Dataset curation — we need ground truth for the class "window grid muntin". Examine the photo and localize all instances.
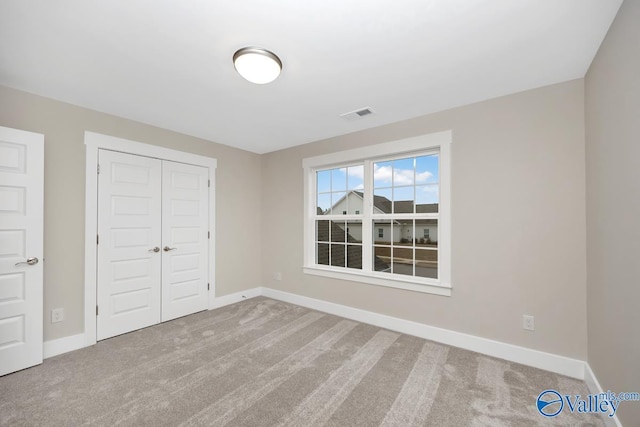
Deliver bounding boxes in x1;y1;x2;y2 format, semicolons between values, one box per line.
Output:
370;217;439;280
316;163;365;217
373;152;440;215
314;218;362;270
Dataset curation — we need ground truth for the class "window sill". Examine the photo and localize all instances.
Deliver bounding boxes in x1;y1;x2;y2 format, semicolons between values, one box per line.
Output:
303;266;452;297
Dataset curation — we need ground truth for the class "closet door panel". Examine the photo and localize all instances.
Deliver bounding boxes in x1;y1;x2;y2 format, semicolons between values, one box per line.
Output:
97;150;162;340
161;161;209;321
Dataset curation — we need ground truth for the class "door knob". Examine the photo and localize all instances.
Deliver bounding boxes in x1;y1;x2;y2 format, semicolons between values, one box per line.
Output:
15;257;39;266
149;247;160;253
163;246;177;252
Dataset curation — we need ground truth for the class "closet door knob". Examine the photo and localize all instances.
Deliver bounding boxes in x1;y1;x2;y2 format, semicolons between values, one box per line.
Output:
149;247;160;253
163;246;177;252
15;257;39;266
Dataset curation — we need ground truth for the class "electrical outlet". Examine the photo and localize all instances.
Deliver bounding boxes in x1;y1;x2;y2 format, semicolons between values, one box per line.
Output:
273;272;282;281
51;308;64;323
523;315;535;331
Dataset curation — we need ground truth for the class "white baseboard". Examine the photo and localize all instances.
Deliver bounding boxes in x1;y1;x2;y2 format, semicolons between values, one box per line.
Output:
584;364;622;427
261;287;586;380
209;287;262;310
44;333;86;359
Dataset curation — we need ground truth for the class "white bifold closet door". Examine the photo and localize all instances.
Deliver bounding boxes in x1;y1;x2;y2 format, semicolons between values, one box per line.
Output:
97;150;162;340
97;150;208;341
161;160;209;322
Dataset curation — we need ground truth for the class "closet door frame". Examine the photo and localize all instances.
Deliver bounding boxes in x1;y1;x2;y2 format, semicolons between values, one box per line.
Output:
84;132;216;347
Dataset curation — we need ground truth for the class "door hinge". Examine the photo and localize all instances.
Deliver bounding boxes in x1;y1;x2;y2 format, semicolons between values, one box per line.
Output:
97;164;100;174
96;305;99;316
208;231;210;239
207;283;210;291
96;234;99;245
208;179;210;188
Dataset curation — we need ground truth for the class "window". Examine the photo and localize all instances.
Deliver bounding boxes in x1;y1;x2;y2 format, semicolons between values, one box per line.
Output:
303;131;451;296
315;164;364;270
372;153;439;280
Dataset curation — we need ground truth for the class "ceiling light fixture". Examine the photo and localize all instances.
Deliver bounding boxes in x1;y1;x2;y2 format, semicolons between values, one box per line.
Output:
233;47;282;84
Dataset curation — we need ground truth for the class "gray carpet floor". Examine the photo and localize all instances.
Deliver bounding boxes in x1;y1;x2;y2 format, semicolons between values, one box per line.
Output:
0;297;604;426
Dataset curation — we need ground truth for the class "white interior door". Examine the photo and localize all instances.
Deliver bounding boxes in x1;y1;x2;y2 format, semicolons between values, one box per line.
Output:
0;126;43;376
161;161;209;321
97;150;162;340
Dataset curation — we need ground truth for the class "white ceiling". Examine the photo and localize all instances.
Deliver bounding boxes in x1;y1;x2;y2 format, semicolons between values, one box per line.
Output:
0;1;622;154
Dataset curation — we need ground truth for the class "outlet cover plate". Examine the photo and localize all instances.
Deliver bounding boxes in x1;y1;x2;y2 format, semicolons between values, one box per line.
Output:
523;315;535;331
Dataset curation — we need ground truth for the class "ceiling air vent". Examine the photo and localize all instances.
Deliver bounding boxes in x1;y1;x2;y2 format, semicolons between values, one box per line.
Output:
340;107;375;122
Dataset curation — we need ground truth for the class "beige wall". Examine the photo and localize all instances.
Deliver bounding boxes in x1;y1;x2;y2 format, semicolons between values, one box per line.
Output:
262;79;588;359
0;79;591;363
0;85;262;341
585;0;640;425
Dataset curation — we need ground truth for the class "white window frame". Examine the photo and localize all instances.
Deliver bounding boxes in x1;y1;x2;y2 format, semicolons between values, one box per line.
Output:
303;131;452;296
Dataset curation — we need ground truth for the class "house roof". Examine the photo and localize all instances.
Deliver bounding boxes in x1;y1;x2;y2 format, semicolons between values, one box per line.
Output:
352;191;437;215
316;220;389;271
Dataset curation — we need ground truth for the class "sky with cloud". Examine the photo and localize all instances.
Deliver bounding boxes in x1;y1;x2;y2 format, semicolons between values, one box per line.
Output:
316;154;439;212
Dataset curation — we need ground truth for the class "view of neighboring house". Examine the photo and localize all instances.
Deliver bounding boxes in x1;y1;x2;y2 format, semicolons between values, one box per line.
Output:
321;190;438;244
316;190;438;279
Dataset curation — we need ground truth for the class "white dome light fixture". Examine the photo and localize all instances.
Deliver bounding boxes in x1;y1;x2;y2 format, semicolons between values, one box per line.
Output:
233;47;282;84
